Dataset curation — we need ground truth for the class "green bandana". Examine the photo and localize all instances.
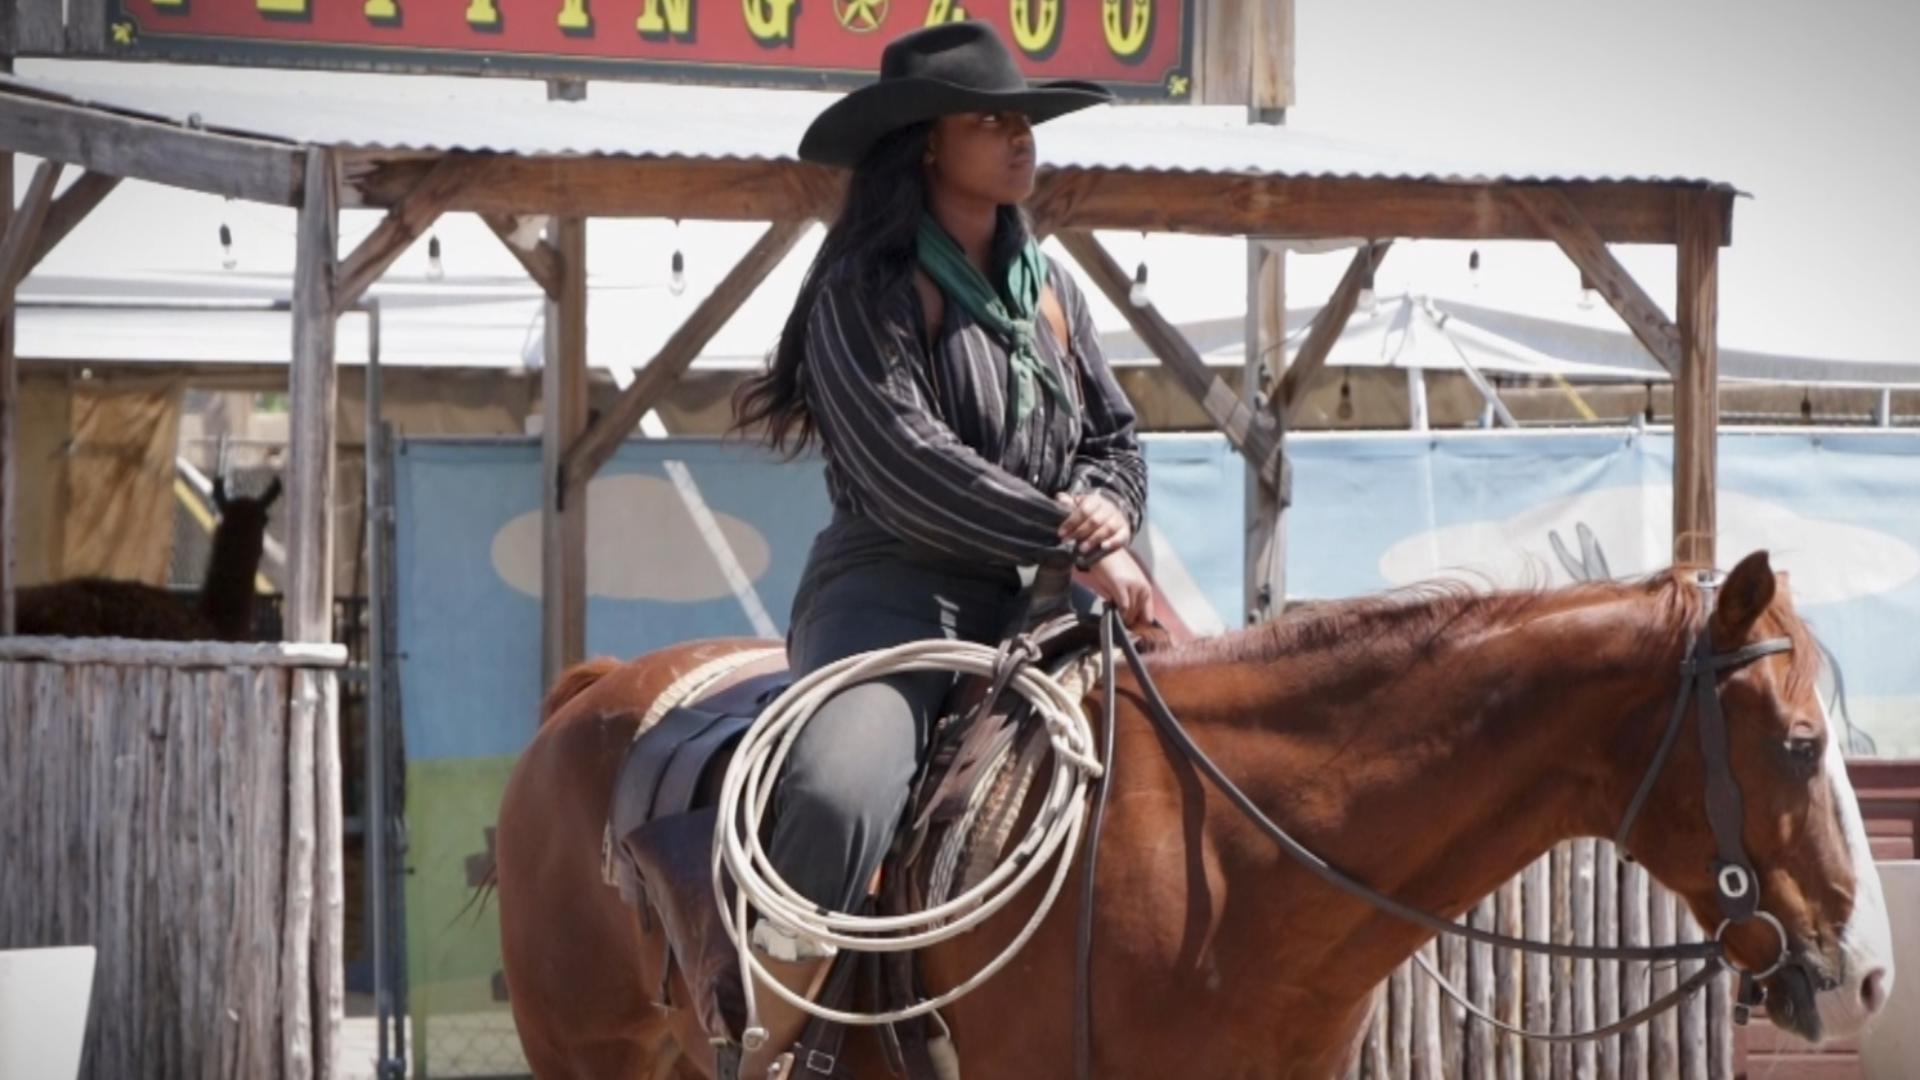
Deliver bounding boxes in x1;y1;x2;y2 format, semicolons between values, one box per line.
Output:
915;214;1072;428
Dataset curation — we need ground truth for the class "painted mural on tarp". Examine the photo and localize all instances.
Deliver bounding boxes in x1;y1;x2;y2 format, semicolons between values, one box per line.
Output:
1285;428;1920;757
392;434;1239;1076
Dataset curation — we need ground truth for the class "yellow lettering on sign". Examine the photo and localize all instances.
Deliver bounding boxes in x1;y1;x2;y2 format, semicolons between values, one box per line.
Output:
152;0;185;9
465;0;500;27
924;0;966;25
1008;0;1059;56
257;0;309;14
558;0;593;31
364;0;400;20
637;0;693;37
1101;0;1150;60
743;0;798;43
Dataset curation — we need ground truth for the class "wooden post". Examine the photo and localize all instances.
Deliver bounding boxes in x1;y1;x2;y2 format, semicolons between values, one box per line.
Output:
288;149;339;644
285;145;341;1080
1243;218;1285;621
1596;845;1622;1080
1674;192;1722;566
1524;854;1551;1078
1619;861;1651;1077
1;123;13;636
540;215;587;689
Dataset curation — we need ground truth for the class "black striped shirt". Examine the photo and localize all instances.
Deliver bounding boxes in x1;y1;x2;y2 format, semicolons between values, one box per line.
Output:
799;253;1147;586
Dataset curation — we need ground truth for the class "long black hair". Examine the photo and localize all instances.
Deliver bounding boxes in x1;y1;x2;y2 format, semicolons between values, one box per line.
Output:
733;119;1032;455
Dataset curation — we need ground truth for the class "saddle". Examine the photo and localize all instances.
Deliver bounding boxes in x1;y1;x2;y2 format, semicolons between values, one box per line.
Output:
611;596;1103;1076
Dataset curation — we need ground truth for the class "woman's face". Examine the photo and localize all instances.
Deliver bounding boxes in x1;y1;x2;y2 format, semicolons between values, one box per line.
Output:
926;110;1037;206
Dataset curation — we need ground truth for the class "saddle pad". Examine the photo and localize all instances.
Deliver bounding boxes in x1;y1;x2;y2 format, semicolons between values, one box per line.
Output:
601;649;788;893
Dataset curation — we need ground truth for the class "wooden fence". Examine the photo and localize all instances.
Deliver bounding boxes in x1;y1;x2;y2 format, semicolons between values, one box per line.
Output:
1349;838;1734;1080
0;636;347;1080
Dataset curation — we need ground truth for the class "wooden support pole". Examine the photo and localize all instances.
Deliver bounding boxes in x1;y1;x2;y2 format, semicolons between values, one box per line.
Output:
335;154;486;311
480;212;563;300
287;148;340;645
1278;240;1391;422
562;218;808;491
1056;229;1282;482
0;155;62;636
0;137;12;635
1510;186;1681;374
0;159;64;320
23;171;118;280
1243;229;1287;622
1674;191;1722;567
540;216;587;688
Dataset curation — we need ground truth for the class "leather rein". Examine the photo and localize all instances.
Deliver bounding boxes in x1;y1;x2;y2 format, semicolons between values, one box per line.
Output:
1069;571;1796;1077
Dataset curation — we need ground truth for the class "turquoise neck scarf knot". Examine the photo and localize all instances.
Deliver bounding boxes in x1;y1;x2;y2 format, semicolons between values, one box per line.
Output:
915;214;1072;428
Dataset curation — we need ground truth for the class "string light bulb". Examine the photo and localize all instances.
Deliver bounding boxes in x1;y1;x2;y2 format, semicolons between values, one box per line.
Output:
1801;387;1814;423
1128;260;1150;307
1468;248;1482;290
669;249;687;297
1579;271;1598;310
1336;372;1355;422
218;222;236;270
426;234;445;281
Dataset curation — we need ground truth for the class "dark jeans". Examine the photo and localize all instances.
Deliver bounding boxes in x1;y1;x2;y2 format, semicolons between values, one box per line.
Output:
769;560;1023;913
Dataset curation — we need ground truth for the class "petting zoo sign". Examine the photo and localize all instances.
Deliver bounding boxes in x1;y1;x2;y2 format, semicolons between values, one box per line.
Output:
68;0;1197;98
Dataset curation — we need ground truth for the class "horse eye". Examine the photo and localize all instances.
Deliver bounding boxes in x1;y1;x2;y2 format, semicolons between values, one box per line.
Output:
1785;734;1822;772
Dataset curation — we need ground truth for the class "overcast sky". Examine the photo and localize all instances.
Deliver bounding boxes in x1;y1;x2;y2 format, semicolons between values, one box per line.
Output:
17;0;1919;367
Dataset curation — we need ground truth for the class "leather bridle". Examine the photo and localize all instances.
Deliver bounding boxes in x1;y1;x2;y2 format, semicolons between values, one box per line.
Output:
1070;570;1799;1078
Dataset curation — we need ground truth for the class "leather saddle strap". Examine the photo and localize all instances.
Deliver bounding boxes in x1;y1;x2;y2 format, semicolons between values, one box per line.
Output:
1075;606;1120;1080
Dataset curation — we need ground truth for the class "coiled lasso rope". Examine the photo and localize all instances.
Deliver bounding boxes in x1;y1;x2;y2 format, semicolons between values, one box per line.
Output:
711;638;1104;1044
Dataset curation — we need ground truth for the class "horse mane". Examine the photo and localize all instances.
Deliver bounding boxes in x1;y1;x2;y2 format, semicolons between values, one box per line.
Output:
1149;570;1712;674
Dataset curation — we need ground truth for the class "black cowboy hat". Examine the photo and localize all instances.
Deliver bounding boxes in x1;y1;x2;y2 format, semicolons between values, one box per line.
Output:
798;22;1113;168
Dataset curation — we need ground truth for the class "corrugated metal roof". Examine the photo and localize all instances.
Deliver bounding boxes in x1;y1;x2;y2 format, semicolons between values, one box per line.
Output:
1;68;1735;189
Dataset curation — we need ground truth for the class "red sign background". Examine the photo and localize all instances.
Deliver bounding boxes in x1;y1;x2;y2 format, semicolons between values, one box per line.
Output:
107;0;1195;98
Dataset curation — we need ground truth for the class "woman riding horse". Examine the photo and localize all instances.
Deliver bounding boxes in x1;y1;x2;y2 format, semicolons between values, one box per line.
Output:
730;21;1154;1070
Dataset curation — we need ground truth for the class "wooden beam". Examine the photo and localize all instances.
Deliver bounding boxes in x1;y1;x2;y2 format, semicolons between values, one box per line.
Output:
1509;186;1681;374
287;147;340;645
335;154;488;311
1278;241;1391;420
562;218;809;490
541;216;587;688
0;159;62;323
1674;190;1722;567
349;153;1716;245
480;212;563;300
0;88;304;205
23;171;120;278
1056;229;1282;483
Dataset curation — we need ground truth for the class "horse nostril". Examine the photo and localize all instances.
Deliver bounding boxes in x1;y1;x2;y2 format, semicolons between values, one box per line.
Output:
1860;967;1888;1015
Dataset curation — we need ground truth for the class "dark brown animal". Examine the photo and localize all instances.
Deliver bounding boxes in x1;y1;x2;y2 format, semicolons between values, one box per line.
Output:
17;476;282;641
496;553;1893;1078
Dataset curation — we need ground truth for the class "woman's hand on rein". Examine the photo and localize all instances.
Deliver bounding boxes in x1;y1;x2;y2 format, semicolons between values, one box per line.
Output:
1055;492;1131;559
1081;548;1154;628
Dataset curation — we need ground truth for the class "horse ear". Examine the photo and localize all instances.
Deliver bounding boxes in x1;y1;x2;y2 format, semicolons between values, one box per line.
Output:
211;476;227;511
1713;551;1776;638
261;478;283;509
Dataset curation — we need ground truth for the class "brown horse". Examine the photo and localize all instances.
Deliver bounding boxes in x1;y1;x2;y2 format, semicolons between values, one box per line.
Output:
496;552;1893;1078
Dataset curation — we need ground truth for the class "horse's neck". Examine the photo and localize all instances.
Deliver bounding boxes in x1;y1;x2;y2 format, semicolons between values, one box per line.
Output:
1161;592;1680;990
